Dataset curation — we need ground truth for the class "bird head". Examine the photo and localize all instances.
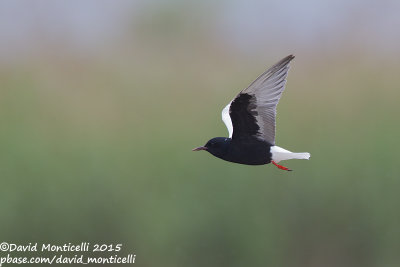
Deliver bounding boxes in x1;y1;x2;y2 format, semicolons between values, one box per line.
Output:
192;137;230;156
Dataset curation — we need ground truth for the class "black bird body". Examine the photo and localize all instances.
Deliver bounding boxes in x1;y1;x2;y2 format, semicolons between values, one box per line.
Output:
206;137;271;165
193;55;310;171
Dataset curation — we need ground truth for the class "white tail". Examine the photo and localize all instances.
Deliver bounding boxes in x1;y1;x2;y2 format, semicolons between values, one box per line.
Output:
290;152;311;160
270;146;310;163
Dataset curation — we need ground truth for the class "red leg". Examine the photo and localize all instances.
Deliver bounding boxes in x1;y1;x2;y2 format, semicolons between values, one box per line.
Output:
271;161;292;171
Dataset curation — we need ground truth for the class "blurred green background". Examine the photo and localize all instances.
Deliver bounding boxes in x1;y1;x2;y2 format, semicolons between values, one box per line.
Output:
1;1;399;266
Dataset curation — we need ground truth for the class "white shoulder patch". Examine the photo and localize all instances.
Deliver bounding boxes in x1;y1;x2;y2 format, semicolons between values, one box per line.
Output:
222;102;233;138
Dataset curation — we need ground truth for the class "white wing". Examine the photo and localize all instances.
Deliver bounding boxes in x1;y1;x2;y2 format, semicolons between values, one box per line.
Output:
221;101;233;138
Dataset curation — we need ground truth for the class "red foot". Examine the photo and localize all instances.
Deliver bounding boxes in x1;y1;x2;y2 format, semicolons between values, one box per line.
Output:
271;161;292;171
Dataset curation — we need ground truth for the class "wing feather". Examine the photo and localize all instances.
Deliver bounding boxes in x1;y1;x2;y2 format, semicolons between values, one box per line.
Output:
227;55;294;144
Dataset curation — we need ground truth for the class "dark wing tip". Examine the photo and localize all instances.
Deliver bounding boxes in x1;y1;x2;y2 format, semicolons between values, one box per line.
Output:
277;54;295;66
285;54;295;60
265;55;295;75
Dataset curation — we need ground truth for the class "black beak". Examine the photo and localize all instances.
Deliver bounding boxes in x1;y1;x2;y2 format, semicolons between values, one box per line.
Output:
192;146;207;151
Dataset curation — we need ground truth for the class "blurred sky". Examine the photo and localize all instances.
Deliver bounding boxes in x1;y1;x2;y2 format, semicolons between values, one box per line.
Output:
1;0;399;63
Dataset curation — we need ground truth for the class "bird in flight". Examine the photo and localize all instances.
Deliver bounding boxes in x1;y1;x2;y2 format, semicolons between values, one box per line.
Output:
193;55;310;171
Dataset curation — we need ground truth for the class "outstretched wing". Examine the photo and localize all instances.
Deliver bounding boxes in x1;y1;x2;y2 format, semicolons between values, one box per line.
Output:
221;55;294;145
